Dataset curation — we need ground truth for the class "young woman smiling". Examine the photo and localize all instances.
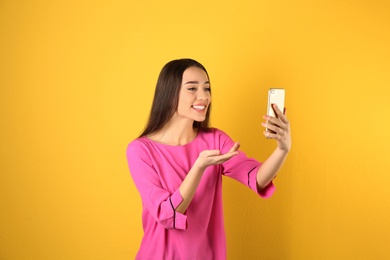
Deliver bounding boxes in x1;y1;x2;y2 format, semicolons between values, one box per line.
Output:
126;58;291;259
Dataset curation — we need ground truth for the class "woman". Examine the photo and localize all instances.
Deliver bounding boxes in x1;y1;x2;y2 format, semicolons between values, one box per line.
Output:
126;58;291;259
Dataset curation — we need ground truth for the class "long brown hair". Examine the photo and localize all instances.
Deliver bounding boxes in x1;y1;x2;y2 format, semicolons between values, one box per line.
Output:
139;59;211;137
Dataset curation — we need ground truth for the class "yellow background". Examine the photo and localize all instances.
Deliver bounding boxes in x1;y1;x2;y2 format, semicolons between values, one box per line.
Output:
1;0;389;259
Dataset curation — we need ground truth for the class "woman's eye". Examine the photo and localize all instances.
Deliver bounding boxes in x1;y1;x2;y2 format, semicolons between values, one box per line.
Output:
187;87;196;91
205;87;211;92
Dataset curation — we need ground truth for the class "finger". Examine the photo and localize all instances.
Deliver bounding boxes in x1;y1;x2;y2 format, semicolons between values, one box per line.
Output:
263;123;283;136
228;142;240;153
213;152;238;163
273;104;289;124
272;104;283;117
263;130;274;139
264;114;288;131
263;130;283;140
262;118;285;134
201;150;221;157
205;153;232;166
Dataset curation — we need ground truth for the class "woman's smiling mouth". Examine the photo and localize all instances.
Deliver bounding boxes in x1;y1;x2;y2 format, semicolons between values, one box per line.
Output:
192;105;206;111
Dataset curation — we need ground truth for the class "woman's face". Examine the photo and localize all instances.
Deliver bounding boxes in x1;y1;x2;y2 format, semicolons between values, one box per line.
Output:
176;66;211;123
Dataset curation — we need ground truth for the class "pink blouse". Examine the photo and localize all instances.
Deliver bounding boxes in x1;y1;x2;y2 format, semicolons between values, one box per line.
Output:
126;128;275;259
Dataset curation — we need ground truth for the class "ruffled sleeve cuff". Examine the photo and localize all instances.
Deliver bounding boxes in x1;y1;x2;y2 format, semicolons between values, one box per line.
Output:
258;181;276;198
248;166;276;198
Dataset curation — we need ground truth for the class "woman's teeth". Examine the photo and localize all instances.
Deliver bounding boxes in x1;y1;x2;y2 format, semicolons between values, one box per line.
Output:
192;105;205;110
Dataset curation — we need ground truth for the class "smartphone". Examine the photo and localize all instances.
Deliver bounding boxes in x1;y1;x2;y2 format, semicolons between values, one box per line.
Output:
267;88;285;118
266;88;285;133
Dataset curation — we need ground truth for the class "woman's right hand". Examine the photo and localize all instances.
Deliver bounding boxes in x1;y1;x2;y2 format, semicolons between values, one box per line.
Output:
195;142;240;170
177;142;240;214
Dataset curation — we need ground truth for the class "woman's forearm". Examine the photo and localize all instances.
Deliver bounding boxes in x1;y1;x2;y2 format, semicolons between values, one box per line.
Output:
176;164;205;214
256;147;288;191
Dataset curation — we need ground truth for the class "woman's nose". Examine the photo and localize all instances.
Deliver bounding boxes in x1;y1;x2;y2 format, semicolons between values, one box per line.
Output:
197;90;210;100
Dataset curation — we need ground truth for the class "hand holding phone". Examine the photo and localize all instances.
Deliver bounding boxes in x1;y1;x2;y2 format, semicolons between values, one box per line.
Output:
263;88;291;151
266;88;285;134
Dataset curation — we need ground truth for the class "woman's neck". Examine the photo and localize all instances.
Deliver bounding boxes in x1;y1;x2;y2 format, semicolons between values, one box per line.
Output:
148;118;198;146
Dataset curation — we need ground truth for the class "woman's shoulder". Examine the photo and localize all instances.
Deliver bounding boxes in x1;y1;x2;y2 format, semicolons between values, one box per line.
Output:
127;136;151;154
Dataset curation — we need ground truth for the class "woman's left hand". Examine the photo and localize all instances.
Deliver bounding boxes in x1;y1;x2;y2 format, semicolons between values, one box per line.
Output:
262;104;291;152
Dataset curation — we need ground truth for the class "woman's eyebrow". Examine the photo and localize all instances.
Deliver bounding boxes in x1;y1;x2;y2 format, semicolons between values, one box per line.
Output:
184;81;210;85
